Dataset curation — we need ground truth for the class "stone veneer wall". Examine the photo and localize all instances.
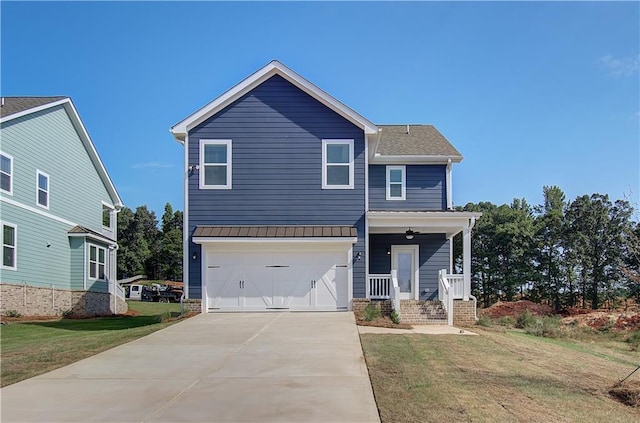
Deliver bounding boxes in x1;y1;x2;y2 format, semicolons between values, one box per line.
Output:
0;283;127;317
181;299;202;314
453;299;477;326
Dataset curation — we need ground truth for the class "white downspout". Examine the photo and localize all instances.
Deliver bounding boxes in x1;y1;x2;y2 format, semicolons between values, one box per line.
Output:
182;134;189;299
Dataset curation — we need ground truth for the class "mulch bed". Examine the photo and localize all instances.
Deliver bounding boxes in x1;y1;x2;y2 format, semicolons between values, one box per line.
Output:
356;316;413;330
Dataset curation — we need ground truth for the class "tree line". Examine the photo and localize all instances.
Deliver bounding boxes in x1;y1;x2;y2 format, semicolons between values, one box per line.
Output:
117;203;183;281
454;186;639;310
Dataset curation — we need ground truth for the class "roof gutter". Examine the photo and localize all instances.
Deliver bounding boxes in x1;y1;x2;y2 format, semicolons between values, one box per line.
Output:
370;155;463;164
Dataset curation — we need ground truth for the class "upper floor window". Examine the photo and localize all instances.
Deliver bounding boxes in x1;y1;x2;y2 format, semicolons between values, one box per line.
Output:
322;140;354;189
200;140;232;189
89;244;106;280
386;166;406;200
0;152;13;195
36;170;49;209
102;203;114;230
2;222;17;270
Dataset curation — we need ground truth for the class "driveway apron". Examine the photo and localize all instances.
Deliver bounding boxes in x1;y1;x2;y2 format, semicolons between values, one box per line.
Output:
0;312;380;423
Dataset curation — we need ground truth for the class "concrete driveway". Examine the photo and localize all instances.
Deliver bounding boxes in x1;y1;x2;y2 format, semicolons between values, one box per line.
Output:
1;312;380;423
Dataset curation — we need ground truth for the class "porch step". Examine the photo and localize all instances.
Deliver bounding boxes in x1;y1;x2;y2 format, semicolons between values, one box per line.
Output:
399;300;447;325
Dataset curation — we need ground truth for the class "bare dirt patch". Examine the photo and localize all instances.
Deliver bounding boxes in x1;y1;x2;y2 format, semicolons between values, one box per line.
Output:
610;381;640;408
481;300;554;319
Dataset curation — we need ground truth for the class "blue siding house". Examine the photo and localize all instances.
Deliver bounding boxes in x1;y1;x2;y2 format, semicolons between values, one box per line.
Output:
0;97;126;316
171;61;480;324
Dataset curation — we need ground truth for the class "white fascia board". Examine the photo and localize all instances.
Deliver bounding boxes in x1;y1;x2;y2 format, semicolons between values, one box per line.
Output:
192;237;359;245
0;98;69;123
170;60;378;140
370;155;463;165
68;232;118;247
63;100;124;209
367;211;482;237
1;99;123;209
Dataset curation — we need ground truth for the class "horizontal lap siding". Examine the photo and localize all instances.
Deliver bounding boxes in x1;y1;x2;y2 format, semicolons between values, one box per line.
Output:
187;75;366;299
369;234;449;300
1;106;117;232
369;165;446;210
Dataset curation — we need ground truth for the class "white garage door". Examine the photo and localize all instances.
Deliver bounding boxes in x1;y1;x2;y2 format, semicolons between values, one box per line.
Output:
205;250;349;311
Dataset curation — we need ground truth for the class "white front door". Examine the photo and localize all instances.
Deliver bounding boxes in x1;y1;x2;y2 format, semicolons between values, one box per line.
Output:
391;245;419;300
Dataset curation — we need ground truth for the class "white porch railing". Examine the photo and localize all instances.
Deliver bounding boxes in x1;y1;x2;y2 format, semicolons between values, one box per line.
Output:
368;274;391;299
389;270;400;314
438;269;466;326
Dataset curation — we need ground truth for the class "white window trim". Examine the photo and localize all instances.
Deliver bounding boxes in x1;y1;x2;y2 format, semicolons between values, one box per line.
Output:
88;244;107;281
0;151;14;196
386;165;406;201
322;139;354;190
1;221;17;271
199;139;232;190
102;201;115;231
36;170;50;209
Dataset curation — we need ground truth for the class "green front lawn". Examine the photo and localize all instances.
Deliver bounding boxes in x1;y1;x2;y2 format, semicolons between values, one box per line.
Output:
361;329;640;422
0;301;182;387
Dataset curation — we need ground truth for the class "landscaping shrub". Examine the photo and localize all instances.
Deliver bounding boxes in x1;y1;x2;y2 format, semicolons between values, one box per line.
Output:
3;310;22;318
626;331;640;351
498;316;515;327
476;315;492;327
516;309;537;329
524;315;562;338
390;310;401;324
363;304;382;321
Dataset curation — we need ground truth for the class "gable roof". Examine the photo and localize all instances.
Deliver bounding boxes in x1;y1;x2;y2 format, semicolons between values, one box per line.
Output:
171;60;378;142
372;124;463;163
1;96;124;208
0;96;68;118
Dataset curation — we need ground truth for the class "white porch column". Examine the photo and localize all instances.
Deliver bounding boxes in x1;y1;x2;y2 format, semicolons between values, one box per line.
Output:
462;226;471;301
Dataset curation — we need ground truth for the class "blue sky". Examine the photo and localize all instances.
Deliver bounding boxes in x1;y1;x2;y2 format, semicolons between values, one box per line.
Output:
2;1;638;218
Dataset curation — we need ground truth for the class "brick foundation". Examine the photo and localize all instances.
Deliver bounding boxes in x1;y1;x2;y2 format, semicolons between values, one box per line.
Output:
352;298;393;320
181;299;202;314
0;283;127;317
453;299;477;326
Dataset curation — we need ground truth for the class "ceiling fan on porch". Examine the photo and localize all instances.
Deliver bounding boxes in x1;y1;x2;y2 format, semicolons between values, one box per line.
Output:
405;228;420;240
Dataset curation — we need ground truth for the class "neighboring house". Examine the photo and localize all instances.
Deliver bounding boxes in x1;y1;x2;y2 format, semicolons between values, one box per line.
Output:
171;61;481;324
0;97;126;316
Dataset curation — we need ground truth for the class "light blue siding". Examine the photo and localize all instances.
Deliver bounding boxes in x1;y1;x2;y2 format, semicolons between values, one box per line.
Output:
187;75;366;299
0;203;71;289
1;105;117;232
369;234;449;300
369;165;446;210
0;104;119;291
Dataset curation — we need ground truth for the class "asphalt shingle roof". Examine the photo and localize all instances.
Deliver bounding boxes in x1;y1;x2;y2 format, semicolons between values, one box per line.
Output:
0;96;67;119
375;124;462;158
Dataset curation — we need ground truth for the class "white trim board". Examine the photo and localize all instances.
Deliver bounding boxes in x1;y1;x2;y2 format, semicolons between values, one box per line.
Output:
170;60;378;141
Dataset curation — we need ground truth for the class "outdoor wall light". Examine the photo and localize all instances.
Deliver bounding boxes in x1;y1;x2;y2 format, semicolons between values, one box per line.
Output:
192;252;197;260
355;251;362;261
386;247;390;255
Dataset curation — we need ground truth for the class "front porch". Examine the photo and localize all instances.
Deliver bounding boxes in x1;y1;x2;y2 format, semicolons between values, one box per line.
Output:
366;211;481;325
